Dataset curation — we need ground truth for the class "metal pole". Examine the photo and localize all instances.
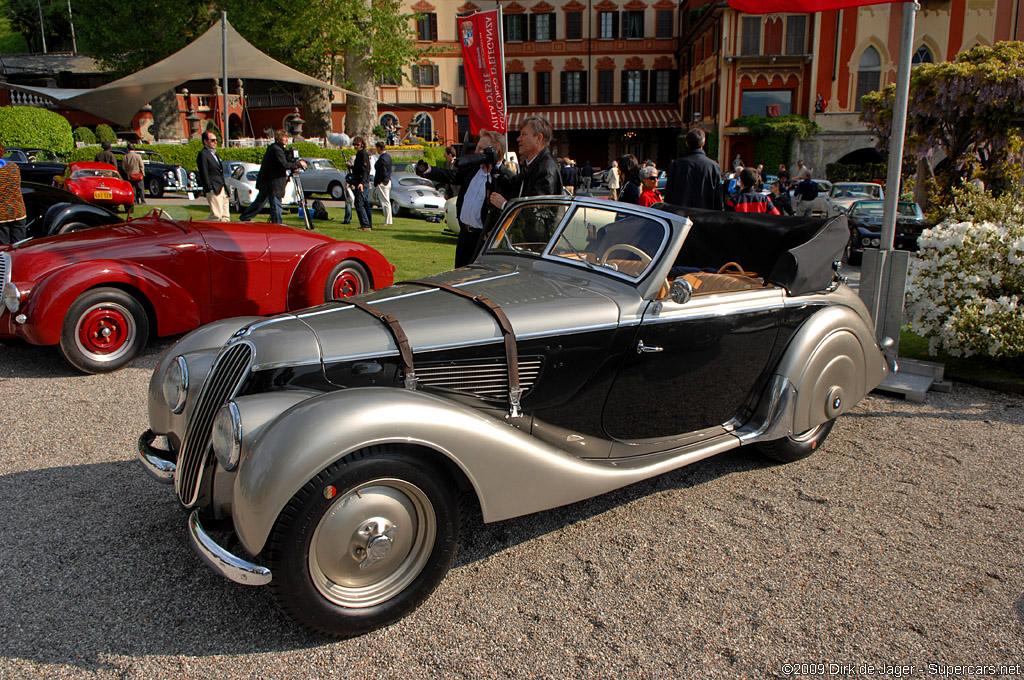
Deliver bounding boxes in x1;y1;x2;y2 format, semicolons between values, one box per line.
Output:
66;0;77;54
222;11;229;143
35;0;47;53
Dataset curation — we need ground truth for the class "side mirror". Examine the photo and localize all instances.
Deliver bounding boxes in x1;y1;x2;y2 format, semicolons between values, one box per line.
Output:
669;278;693;305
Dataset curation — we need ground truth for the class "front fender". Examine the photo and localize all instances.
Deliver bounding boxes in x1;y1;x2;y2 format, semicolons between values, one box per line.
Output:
286;241;395;309
22;260;202;345
232;387;725;556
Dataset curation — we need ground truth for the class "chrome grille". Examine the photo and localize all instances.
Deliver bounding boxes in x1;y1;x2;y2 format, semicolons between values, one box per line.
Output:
417;358;542;400
175;343;253;507
0;252;10;290
176;167;189;189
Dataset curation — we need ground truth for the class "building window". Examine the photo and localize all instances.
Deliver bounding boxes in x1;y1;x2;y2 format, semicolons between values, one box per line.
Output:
561;71;586;104
741;16;761;55
598;70;614;103
457;64;465;87
457;115;471;141
507;72;528;105
912;45;934;65
411;64;440;86
622;70;647;103
417;13;438;41
536;71;552;105
377;73;400;86
531;13;555;41
855;46;882;111
413;112;433;140
566;11;582;39
740;89;793;116
656;10;672;38
623;10;644;39
504;14;527;41
652;70;673;104
599;11;618;39
785;16;806;55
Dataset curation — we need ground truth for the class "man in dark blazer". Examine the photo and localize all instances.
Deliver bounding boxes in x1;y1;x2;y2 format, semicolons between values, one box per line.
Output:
664;128;724;210
373;141;393;226
418;129;515;267
490;115;562;212
197;131;229;222
239;129;306;224
350;136;373;231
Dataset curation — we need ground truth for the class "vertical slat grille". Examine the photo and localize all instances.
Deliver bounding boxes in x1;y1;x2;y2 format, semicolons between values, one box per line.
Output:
177;167;189;189
0;253;10;290
175;343;253;506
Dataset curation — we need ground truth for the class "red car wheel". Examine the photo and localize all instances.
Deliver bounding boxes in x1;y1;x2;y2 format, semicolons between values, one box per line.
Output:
59;288;150;373
325;260;370;301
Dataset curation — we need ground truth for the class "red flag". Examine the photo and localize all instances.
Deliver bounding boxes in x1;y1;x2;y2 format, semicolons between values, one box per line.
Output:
727;0;900;12
458;9;507;135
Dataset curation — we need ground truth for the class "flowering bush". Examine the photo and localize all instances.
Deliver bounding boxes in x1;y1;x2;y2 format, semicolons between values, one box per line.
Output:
905;217;1024;358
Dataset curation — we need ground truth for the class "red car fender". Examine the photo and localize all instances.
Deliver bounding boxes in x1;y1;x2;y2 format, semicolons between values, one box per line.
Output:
19;260;202;346
286;241;395;309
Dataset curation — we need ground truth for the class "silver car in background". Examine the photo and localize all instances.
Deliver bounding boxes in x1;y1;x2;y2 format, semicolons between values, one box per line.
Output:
223;161;298;213
374;172;445;219
298;158;348;200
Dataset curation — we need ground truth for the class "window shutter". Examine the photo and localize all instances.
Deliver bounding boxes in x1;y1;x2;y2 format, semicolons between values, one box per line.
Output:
433;65;440;86
549;14;557;40
670;69;679;104
529;14;537;41
580;71;588;104
502;15;509;38
523;73;530;105
430;13;438;41
621;70;627;103
412;66;421;86
620;11;627;39
641;70;649;103
561;71;568;103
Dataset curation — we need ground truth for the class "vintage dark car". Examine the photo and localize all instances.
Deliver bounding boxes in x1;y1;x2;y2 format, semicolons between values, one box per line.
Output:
845;199;931;265
109;147;200;198
136;197;889;638
3;147;67;184
1;213;394;373
20;182;122;240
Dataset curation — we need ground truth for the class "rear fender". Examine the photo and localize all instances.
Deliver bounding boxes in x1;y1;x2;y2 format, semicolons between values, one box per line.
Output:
42;203;120;237
286;242;395;309
22;260;201;345
773;302;887;434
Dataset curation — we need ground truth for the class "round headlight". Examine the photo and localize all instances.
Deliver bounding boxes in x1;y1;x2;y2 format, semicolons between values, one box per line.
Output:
871;238;881;247
3;282;21;314
188;171;197;180
161;356;188;414
211;401;242;471
861;237;871;246
166;171;175;180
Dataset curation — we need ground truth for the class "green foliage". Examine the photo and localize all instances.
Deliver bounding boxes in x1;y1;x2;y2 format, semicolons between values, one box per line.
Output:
705;129;719;160
94;124;117;144
753;135;790;174
73;127;97;145
825;162;888;183
933;177;1024;224
728;115;818;170
0;106;73;154
372;125;386;138
0;0;30;52
422;145;447;167
2;0;73;52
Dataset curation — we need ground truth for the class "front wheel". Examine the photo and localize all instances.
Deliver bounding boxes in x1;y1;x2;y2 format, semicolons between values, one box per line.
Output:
147;177;164;198
230;187;242;212
755;419;835;463
264;447;462;638
329;182;345;200
59;287;150;373
324;259;369;300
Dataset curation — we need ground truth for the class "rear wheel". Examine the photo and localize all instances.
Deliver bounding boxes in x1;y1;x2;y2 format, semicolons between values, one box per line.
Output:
324;259;369;300
230;187;242;212
264;447;462;638
57;220;90;235
755;419;836;463
59;287;149;373
329;182;345;200
391;198;404;218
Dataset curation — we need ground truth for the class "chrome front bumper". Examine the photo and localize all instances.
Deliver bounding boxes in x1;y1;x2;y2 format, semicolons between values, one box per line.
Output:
188;511;272;586
137;429;175;483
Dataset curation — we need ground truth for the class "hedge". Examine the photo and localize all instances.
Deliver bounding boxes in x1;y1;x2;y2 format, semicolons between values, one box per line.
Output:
0;107;74;155
95;124;117;144
73;127;96;144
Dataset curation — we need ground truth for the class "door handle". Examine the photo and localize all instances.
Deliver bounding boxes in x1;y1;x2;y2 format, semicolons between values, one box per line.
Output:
636;340;663;354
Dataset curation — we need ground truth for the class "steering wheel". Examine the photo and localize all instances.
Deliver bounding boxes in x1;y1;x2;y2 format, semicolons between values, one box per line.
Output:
599;243;652;267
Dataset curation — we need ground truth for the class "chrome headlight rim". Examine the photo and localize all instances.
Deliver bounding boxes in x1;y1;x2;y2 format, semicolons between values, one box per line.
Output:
211;401;242;472
3;282;21;314
162;355;189;414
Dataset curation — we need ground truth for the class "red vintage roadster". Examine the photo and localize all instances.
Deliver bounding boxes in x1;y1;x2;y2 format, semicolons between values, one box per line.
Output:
54;161;136;213
0;213;394;373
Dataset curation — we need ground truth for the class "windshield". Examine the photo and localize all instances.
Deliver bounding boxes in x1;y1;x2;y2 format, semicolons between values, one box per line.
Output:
399;177;434;188
72;168;122;180
313;160;337;170
245;171;259;181
487;203;667;281
141;151;166;163
851;201;922;219
832;184;881;199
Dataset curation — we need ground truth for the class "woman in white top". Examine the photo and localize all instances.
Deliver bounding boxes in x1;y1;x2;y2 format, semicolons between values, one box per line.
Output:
607;160;620;201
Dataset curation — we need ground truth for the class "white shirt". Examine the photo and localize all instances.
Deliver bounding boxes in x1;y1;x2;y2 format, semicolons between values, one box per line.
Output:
460;166;489;230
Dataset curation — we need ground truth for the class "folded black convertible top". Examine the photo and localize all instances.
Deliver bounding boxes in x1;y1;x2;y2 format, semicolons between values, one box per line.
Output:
655;205;848;296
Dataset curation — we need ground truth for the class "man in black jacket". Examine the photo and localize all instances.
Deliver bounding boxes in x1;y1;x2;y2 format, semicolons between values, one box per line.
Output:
373;141;393;226
664;128;724;210
239;129;306;223
351;136;373;231
419;129;515;267
197;131;229;222
489;115;562;212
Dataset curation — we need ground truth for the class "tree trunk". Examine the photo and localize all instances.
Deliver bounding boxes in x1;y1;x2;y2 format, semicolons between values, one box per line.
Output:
344;48;377;139
302;86;333;139
150;89;184;141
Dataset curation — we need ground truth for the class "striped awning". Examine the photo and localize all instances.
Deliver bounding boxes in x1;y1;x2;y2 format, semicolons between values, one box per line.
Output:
507;107;681;132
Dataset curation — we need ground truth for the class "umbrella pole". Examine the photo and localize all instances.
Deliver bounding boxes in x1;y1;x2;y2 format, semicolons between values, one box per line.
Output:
222;11;229;143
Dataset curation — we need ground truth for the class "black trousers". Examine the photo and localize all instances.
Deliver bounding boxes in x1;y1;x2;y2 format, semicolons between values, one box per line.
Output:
455;225;486;268
0;217;27;245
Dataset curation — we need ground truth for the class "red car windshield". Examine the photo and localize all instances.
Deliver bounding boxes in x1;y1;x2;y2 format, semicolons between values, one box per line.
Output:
73;169;121;180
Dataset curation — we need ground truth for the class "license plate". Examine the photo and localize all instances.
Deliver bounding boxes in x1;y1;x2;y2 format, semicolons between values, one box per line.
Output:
94;190;112;200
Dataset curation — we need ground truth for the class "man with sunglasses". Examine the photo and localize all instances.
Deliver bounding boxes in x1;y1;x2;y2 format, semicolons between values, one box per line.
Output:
197;131;229;222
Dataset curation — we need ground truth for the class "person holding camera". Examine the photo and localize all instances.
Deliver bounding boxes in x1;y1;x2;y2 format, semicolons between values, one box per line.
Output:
350;136;373;231
489;115;562;211
417;129;515;267
239;129;306;224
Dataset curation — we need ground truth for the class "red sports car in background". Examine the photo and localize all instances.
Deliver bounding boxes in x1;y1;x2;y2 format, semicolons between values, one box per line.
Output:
54;161;135;213
0;214;395;373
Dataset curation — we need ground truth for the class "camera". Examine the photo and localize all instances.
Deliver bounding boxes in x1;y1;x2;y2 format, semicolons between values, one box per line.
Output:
452;146;497;171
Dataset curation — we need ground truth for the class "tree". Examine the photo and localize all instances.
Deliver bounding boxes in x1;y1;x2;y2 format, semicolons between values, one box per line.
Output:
2;0;73;53
861;41;1024;199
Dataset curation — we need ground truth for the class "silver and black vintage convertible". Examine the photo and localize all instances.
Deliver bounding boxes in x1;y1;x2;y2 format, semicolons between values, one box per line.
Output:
137;196;890;637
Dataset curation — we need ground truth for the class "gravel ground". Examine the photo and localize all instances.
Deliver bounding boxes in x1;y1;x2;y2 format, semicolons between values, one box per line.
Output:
1;338;1022;680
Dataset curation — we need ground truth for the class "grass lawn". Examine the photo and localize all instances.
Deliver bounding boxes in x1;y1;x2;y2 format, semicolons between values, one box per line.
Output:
128;203;456;282
900;328;1024;389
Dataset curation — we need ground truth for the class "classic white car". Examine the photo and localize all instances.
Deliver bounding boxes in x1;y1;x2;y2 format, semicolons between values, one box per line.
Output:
223;161;299;213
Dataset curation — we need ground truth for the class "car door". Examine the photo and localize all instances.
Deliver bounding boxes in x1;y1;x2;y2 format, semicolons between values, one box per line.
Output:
197;223;273;315
601;285;785;445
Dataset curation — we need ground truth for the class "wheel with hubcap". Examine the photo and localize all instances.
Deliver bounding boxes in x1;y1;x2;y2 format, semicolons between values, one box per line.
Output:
147;177;164;198
755;419;835;463
56;220;90;236
329;182;345;200
265;447;462;638
230;187;242;213
391;198;404;218
59;287;150;373
324;259;369;300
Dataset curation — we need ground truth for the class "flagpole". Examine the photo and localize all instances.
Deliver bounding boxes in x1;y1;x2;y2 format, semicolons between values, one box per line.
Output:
496;2;509;154
222;11;229;143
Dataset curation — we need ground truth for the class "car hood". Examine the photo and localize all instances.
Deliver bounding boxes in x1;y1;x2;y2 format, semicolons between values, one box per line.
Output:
287;263;625;368
852;217;928;233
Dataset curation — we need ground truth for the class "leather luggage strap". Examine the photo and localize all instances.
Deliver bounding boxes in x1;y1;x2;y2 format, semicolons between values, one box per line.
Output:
345;299;418;389
402;279;523;417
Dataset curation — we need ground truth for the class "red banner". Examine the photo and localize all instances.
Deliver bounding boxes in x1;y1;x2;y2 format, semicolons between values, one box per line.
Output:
458;9;507;134
727;0;901;12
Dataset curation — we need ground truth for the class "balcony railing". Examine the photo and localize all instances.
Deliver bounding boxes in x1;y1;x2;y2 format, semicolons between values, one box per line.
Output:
8;90;56;109
374;87;453;106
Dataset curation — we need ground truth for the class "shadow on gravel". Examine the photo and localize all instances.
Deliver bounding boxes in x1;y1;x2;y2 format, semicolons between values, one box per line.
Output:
0;447;768;668
846;399;1024;427
0;337;176;379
